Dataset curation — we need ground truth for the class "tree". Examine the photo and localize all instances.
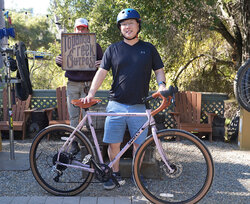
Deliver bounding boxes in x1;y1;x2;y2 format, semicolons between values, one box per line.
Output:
9;12;55;51
29;42;66;89
5;10;64;89
129;0;249;94
49;0;97;32
48;0;249;94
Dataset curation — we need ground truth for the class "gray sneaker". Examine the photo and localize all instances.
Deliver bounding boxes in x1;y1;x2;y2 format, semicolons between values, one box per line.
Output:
103;172;125;190
69;141;80;155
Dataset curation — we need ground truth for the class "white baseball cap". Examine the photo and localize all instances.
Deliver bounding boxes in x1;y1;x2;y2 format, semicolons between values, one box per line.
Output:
74;18;88;28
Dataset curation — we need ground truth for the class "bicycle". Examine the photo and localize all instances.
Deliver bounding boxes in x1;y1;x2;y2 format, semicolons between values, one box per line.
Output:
234;58;250;112
29;86;214;204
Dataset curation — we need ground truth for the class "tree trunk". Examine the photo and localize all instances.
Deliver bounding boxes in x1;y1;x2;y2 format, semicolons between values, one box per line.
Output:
241;0;250;61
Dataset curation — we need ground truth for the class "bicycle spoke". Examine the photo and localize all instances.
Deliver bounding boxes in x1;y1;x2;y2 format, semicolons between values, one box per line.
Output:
30;125;95;196
235;59;250;111
133;130;214;204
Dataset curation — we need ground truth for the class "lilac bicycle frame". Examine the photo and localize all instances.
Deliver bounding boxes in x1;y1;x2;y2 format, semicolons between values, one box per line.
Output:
55;108;174;174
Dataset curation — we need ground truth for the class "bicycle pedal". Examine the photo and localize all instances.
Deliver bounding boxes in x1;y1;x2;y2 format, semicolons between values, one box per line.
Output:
61;137;72;141
82;154;92;164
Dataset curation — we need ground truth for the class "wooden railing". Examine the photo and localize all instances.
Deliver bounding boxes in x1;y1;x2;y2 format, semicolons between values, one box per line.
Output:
0;89;228;129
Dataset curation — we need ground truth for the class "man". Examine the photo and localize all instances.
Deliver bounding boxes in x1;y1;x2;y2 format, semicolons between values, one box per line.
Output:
81;8;166;190
56;18;103;128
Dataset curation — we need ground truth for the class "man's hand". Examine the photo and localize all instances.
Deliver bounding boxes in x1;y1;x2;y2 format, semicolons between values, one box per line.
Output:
95;60;101;68
55;55;63;66
80;68;108;104
80;93;94;104
157;84;167;92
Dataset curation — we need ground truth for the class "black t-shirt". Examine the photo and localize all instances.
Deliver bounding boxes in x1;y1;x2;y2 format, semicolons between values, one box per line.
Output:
101;40;164;104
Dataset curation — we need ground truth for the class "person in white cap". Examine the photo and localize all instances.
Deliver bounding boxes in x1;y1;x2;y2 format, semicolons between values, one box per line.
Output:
55;18;103;128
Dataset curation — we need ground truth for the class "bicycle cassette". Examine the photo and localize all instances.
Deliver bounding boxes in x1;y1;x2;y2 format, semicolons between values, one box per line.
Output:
53;152;71;171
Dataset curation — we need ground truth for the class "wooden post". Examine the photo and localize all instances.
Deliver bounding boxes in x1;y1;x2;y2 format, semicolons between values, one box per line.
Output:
238;108;250;150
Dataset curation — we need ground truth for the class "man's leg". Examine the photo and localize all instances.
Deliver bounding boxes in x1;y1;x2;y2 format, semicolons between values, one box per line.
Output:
66;82;81;155
104;142;125;190
103;101;127;190
67;81;81;127
127;104;148;183
108;143;121;172
133;142;140;155
80;82;89;122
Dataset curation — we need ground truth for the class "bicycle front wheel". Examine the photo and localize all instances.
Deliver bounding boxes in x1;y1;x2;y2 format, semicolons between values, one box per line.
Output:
234;59;250;112
30;124;95;196
133;129;214;204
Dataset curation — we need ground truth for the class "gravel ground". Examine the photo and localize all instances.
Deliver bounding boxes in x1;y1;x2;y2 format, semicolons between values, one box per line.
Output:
0;139;249;204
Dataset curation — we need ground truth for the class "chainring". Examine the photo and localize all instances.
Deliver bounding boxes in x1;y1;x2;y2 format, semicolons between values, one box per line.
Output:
94;163;112;182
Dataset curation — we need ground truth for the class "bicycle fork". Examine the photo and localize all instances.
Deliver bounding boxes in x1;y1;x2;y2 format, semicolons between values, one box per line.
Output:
151;125;175;174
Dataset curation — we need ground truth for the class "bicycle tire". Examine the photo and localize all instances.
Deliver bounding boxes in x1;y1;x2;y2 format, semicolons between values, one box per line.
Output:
15;49;30;101
133;129;214;204
234;59;250;112
18;41;33;94
30;124;95;196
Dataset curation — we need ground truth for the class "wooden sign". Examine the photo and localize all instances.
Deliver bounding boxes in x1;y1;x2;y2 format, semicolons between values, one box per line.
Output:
61;33;96;71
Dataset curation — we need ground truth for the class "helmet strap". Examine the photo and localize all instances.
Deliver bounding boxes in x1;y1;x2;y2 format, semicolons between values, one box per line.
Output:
121;28;140;41
122;34;138;40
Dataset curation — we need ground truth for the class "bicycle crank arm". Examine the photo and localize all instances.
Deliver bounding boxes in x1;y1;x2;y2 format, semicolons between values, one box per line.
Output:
82;154;104;173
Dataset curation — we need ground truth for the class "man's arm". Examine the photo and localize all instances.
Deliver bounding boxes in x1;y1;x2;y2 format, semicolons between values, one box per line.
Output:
154;68;166;91
81;68;108;103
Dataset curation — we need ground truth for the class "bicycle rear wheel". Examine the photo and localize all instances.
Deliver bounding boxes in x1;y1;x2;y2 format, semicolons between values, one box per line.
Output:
133;129;214;204
30;124;95;196
234;59;250;112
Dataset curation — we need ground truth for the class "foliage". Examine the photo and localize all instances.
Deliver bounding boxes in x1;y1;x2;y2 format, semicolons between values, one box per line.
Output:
174;32;236;95
29;42;66;89
6;10;62;89
8;12;55;51
83;0;240;93
6;0;248;96
49;0;97;32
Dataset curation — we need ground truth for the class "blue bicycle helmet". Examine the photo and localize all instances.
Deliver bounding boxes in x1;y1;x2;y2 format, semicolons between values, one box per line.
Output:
117;8;141;28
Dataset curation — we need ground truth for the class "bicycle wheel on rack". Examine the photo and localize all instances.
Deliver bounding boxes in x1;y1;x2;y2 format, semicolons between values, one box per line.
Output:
234;59;250;112
30;124;95;196
133;129;214;204
18;41;33;94
15;49;30;101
